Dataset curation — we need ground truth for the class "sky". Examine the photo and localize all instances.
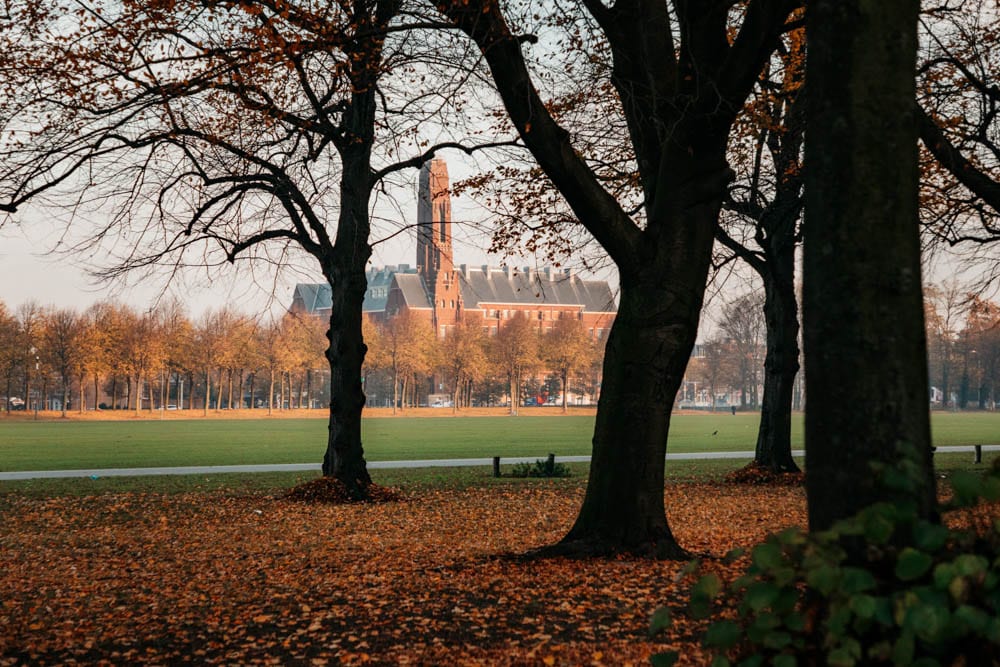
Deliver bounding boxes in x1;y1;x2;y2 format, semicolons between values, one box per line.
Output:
0;154;564;319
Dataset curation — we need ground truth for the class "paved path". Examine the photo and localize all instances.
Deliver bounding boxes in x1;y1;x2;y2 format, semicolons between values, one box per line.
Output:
1;446;995;481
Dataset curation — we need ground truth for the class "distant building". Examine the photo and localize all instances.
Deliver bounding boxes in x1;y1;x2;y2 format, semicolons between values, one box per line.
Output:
291;159;617;338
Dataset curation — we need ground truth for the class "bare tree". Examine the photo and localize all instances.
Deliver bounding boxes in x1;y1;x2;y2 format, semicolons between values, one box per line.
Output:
0;0;505;498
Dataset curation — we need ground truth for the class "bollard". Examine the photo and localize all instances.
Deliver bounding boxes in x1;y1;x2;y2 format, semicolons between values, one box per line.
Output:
493;456;501;478
545;453;556;476
975;445;983;464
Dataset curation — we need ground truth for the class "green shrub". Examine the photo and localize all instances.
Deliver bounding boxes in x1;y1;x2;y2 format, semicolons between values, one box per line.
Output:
509;455;571;478
650;463;1000;666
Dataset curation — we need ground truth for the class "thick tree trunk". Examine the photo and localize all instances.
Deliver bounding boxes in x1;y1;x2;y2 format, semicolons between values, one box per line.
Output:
558;274;707;558
804;0;937;533
754;260;801;472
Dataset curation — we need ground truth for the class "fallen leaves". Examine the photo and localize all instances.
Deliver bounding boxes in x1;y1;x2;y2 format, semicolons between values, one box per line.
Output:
282;477;402;504
724;462;805;486
0;482;808;665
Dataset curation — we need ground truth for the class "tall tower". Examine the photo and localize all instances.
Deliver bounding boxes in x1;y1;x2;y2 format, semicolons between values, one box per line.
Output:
416;159;453;285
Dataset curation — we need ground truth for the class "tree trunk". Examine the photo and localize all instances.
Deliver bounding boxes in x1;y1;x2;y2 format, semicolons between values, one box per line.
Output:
804;0;937;534
559;276;706;558
561;369;568;414
268;368;274;415
319;134;374;499
203;369;210;416
61;375;68;418
391;365;398;415
754;257;801;472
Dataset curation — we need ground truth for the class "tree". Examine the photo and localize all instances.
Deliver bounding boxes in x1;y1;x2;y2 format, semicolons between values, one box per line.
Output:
964;295;1000;409
804;0;936;533
381;311;435;414
491;312;539;415
719;292;767;411
541;317;593;414
440;316;489;412
438;0;798;557
0;301;19;413
925;280;969;408
715;24;804;471
39;307;82;417
0;0;508;499
916;0;1000;269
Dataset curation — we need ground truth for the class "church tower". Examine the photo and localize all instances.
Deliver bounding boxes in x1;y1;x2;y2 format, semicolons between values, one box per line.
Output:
416;159;454;284
416;159;460;335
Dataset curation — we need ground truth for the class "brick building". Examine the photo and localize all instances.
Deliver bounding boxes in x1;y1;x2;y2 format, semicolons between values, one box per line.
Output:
291;159;617;339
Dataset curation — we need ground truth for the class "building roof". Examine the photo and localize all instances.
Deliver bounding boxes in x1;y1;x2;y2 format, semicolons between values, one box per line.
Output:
391;273;433;309
292;265;417;314
292;264;617;316
457;265;617;313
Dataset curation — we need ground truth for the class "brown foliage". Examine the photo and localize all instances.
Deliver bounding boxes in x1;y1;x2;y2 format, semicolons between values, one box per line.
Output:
283;477;402;504
0;482;807;665
724;461;804;486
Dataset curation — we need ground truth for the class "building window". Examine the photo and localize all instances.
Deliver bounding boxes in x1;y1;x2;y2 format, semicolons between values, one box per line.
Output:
450;300;455;308
490;326;498;335
538;311;543;320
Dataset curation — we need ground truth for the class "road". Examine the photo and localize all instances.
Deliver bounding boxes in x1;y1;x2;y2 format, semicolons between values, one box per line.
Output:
1;446;996;480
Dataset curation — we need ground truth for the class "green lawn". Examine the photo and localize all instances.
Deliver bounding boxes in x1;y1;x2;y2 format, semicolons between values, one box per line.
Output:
0;412;998;472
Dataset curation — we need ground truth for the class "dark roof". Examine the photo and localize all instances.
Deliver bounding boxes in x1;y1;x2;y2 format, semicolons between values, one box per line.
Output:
292;264;616;315
457;265;617;313
391;273;432;309
292;265;417;314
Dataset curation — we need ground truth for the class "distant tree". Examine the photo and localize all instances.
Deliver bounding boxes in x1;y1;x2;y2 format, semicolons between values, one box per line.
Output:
541;318;594;413
0;301;18;413
925;280;969;409
492;313;539;416
804;0;937;533
39;307;82;417
381;311;435;414
15;302;42;410
686;338;737;411
963;296;1000;409
440;316;489;412
719;292;767;411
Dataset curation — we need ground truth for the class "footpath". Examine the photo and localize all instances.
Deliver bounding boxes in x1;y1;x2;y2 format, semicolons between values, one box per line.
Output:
2;446;996;480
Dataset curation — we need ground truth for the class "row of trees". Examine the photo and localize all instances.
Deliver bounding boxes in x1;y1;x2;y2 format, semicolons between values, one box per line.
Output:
684;284;1000;413
0;299;602;417
0;300;326;416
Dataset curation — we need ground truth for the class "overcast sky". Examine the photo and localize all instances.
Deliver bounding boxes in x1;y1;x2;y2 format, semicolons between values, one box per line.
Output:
0;155;525;319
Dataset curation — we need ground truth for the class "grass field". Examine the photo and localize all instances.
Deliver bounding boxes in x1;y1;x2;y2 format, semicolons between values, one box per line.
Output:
1;410;998;472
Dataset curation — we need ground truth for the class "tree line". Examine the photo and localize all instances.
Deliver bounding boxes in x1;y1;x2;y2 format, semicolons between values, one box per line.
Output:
0;300;602;417
684;284;1000;413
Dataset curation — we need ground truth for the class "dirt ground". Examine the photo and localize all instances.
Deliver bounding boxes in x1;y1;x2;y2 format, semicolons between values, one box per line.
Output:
0;483;807;666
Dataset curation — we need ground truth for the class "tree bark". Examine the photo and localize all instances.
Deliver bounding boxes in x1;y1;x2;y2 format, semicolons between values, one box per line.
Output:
754;253;801;472
559;267;710;558
318;98;375;498
804;0;937;533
